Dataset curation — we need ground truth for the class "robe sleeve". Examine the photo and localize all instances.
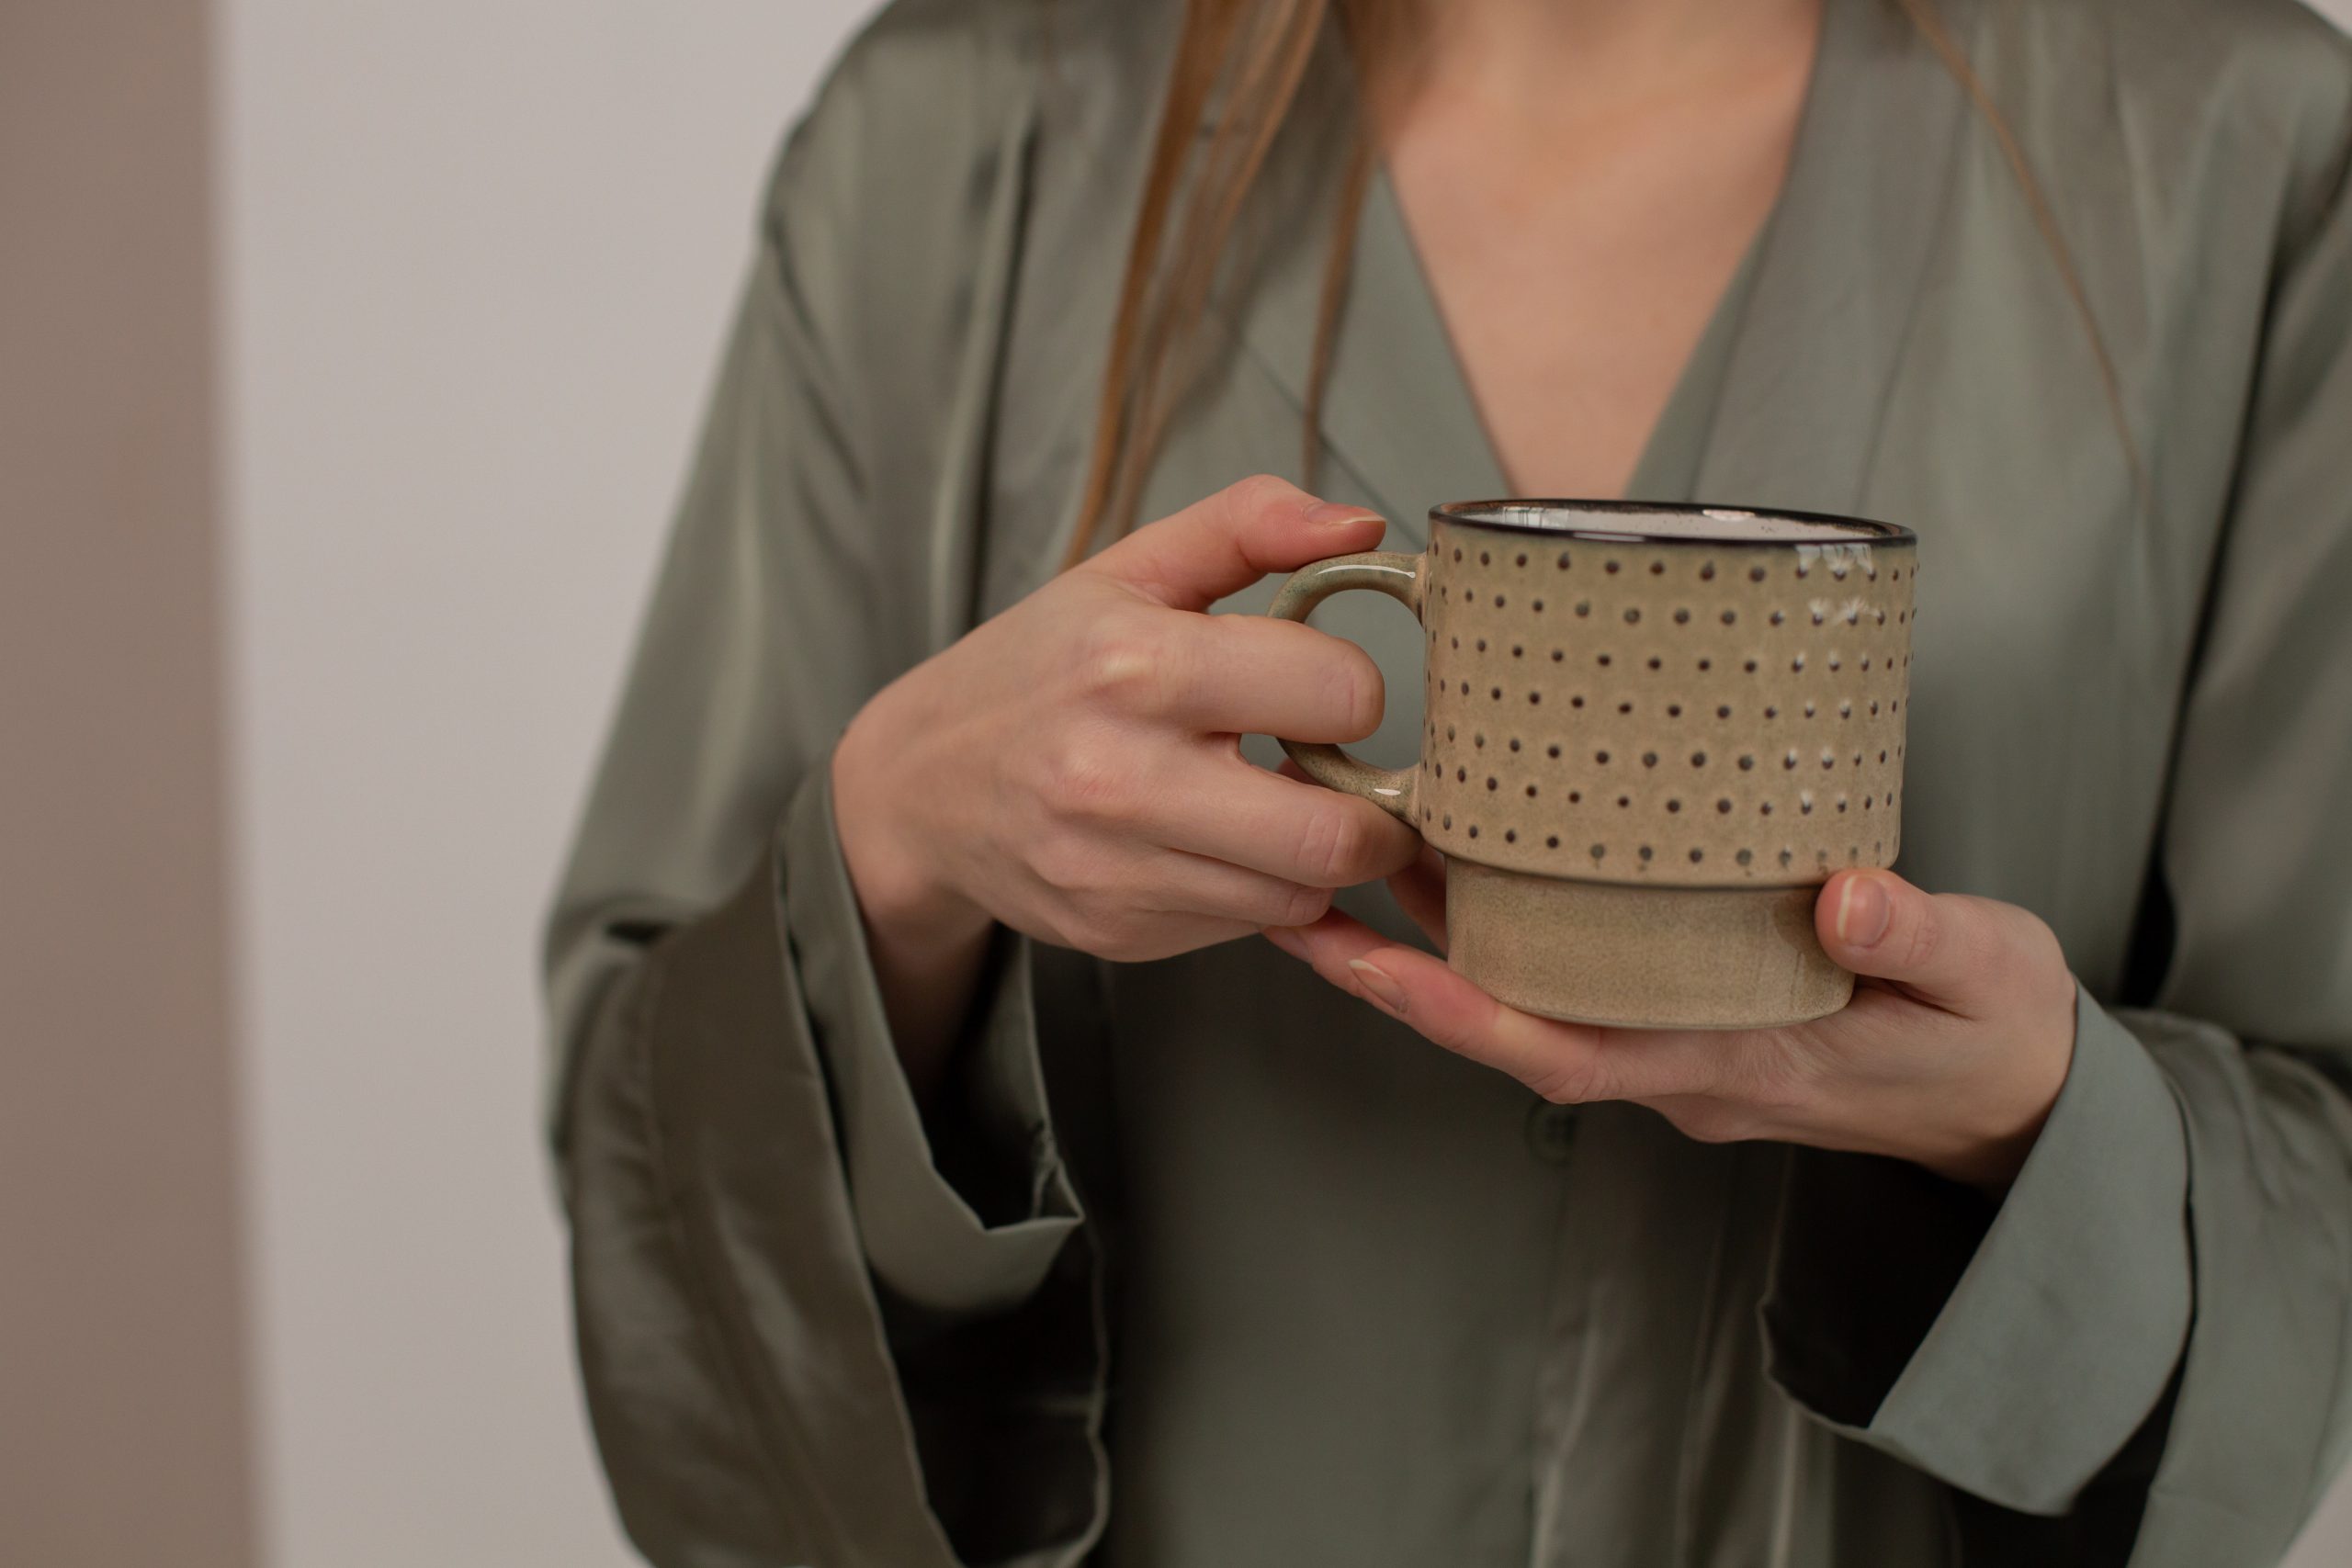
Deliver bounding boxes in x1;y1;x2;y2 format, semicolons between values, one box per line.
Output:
542;11;1109;1563
1762;65;2352;1564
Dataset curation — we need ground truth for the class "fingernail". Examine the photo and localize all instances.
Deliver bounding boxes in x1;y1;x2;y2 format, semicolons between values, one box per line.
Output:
1261;925;1308;961
1305;500;1381;527
1836;875;1892;949
1348;958;1407;1014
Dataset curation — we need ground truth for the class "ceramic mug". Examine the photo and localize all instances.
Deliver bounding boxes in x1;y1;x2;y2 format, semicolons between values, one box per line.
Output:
1267;500;1918;1030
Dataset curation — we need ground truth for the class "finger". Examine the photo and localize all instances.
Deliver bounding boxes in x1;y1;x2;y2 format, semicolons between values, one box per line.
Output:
1260;911;1630;1100
1385;843;1449;952
990;854;1258;964
1273;912;1743;1102
1155;613;1387;741
1325;933;1619;1099
1080;911;1263;964
1082;474;1386;612
1279;756;1446;943
1815;869;2055;1014
1148;847;1338;931
1159;754;1420;888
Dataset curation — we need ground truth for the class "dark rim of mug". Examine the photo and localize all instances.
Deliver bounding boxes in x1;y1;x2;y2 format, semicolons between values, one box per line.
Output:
1430;499;1916;547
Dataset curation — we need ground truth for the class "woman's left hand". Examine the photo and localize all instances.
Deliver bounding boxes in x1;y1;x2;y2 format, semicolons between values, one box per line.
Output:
1262;850;2080;1191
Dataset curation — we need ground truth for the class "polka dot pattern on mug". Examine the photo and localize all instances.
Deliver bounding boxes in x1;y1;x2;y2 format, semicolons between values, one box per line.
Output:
1419;523;1916;886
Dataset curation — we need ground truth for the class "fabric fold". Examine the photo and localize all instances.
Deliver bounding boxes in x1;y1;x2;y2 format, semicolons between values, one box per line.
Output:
782;760;1083;1317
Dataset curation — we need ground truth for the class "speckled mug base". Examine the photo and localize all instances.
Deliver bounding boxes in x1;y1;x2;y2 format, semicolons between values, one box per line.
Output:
1446;861;1855;1030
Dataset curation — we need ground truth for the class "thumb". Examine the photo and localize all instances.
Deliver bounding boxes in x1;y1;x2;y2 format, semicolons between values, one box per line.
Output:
1815;869;2033;1011
1082;474;1386;611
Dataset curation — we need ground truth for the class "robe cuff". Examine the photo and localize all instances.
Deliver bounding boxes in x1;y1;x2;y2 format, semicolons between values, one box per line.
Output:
778;757;1080;1318
1765;982;2191;1515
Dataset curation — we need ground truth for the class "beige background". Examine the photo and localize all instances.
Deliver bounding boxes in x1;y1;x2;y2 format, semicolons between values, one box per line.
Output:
6;1;2351;1563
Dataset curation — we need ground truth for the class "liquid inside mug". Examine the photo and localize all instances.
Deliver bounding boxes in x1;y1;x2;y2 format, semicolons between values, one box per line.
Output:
1268;500;1918;1030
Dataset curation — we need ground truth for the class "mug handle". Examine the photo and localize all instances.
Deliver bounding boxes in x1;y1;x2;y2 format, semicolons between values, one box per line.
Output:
1264;551;1426;824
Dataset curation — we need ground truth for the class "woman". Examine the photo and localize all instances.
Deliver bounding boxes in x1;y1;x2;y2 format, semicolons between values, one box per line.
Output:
545;0;2352;1562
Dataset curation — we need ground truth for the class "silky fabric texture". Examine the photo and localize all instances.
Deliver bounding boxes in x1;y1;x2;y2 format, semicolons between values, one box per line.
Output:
544;0;2352;1563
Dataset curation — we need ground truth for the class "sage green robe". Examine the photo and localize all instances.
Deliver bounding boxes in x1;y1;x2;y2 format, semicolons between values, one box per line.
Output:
544;0;2352;1562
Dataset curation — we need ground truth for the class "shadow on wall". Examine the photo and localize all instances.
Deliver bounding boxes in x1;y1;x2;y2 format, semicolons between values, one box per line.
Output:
1;4;253;1564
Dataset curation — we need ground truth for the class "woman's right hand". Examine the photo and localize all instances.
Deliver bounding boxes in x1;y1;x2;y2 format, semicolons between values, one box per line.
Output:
832;476;1422;1058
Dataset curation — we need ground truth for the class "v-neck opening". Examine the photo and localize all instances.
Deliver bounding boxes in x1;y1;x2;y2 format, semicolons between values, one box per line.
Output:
1202;0;1970;547
1361;0;1835;511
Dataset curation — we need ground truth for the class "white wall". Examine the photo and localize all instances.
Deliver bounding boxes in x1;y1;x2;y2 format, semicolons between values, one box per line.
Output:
217;4;874;1562
215;1;2352;1563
